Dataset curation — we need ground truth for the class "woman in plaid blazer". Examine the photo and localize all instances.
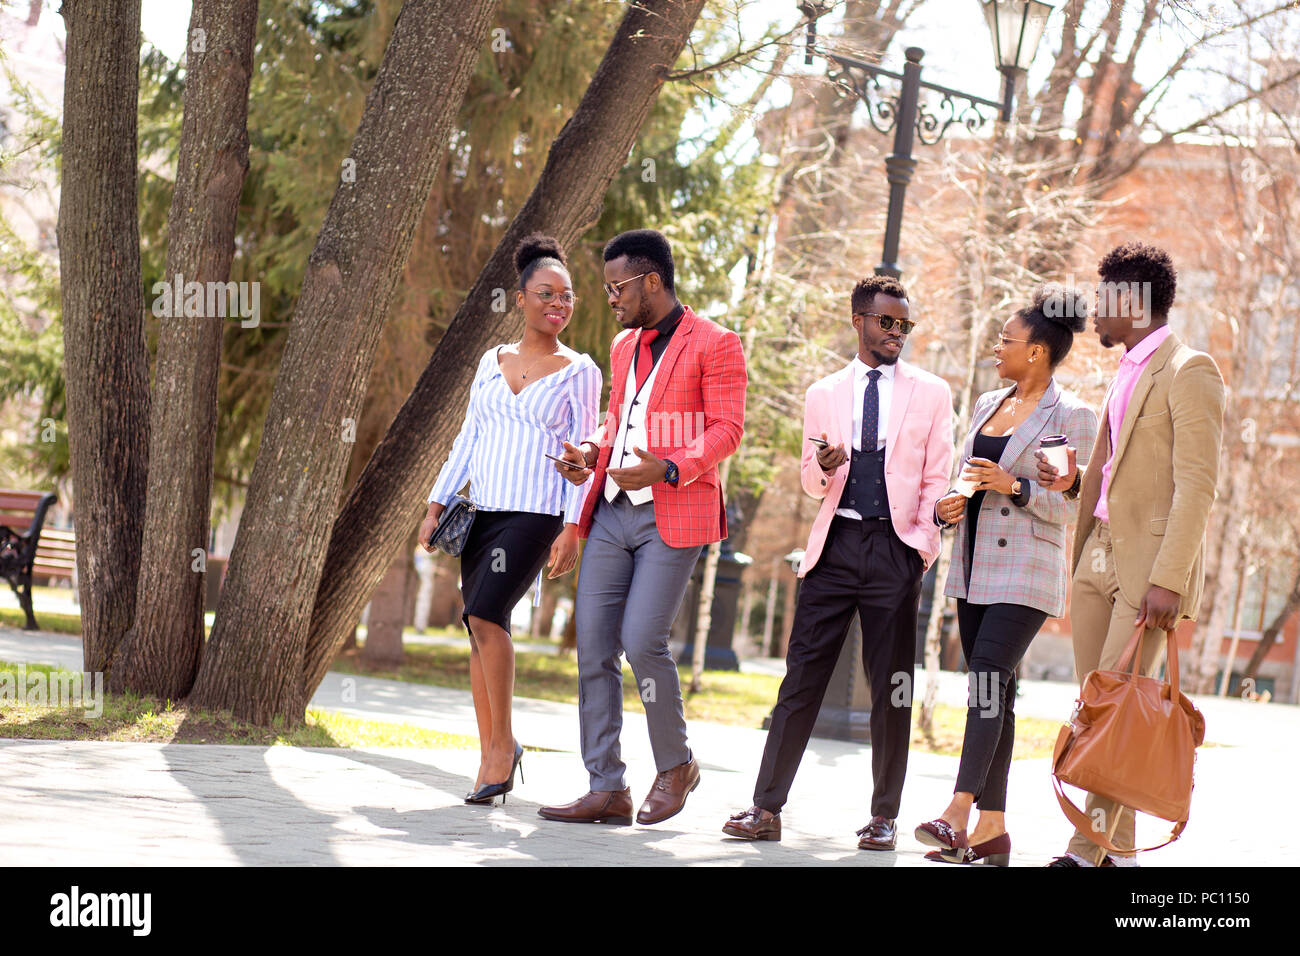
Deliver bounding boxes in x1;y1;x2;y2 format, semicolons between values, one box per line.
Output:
914;285;1098;866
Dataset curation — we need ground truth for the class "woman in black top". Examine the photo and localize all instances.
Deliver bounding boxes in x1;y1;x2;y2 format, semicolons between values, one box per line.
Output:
915;285;1096;865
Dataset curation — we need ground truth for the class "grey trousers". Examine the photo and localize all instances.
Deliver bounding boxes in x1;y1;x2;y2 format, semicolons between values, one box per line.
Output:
575;494;703;791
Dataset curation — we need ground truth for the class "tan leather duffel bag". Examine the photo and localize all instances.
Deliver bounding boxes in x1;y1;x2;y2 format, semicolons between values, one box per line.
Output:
1051;624;1206;853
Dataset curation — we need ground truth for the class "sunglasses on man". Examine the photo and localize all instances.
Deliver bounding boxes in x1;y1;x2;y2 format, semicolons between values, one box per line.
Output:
854;311;917;335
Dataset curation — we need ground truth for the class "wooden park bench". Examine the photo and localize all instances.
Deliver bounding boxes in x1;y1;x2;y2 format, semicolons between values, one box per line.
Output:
0;489;74;630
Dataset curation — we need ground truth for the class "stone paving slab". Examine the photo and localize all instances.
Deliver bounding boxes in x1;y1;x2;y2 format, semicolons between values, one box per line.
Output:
1;625;1295;866
1;729;1292;866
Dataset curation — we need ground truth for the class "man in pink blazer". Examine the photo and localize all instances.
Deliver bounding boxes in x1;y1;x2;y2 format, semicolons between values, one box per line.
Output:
723;275;953;848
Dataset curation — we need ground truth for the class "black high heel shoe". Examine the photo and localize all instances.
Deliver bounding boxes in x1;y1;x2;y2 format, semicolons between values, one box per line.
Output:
465;743;525;805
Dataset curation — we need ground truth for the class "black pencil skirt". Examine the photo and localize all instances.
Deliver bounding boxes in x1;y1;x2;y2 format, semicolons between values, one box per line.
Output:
458;509;564;636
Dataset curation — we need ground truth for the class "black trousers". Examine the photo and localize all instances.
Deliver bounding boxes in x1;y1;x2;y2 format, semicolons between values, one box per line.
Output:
754;516;924;819
952;599;1048;811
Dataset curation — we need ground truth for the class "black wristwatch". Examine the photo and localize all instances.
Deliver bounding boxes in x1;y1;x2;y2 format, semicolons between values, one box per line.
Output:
1063;469;1082;501
1010;478;1031;507
663;459;680;486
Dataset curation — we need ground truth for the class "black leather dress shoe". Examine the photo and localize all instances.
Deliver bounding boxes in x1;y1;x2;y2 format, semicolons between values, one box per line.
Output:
1046;854;1117;867
856;815;897;850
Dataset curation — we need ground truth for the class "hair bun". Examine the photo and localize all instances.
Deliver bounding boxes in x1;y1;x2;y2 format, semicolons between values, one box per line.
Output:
514;233;567;275
1034;282;1088;334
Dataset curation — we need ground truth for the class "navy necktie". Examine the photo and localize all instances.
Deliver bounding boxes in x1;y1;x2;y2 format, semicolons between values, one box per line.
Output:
862;369;882;452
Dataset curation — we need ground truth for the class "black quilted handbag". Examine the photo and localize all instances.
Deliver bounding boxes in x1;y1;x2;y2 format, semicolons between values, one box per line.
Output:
428;495;477;557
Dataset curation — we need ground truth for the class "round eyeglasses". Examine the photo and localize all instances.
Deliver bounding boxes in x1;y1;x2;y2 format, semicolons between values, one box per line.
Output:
525;288;577;306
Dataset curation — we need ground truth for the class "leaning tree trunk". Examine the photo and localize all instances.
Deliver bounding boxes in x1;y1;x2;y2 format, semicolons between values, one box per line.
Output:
189;0;501;723
302;0;709;696
113;0;258;699
1236;564;1300;695
57;0;150;674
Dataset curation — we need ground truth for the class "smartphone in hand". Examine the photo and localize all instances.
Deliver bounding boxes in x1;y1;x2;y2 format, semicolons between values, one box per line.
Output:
545;452;586;470
807;436;829;449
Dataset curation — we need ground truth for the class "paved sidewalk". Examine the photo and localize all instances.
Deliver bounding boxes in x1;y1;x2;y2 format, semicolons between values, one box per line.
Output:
1;625;1294;866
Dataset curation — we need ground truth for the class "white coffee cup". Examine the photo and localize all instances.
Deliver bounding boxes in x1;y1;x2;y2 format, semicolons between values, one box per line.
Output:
953;460;979;498
1039;434;1070;478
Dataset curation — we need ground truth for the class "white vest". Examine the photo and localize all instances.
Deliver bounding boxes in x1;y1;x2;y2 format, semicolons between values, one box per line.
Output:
604;343;663;506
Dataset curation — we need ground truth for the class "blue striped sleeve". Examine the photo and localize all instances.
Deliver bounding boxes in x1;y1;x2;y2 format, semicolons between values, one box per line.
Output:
563;359;602;523
428;356;487;504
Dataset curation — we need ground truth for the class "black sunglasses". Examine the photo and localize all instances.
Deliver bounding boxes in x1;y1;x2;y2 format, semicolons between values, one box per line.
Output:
855;311;916;335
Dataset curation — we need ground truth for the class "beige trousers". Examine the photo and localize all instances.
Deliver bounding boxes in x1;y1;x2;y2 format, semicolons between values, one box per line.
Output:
1065;522;1168;861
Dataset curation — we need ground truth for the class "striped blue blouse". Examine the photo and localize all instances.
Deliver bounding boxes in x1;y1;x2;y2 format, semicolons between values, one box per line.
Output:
428;346;602;524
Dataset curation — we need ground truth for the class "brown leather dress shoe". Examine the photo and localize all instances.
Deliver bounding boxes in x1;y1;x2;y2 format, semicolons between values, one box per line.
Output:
856;815;897;850
635;757;701;825
537;788;633;825
722;807;781;841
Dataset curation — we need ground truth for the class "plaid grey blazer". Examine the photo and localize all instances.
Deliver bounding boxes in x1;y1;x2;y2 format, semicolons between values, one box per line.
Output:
943;378;1099;618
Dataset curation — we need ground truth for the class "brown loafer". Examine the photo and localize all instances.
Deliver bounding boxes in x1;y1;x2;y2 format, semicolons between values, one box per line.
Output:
856;815;897;850
537;788;633;825
914;818;968;852
722;807;781;841
635;757;701;825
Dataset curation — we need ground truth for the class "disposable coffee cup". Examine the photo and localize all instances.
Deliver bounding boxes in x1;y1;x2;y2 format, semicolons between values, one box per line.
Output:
1040;434;1070;477
953;459;978;498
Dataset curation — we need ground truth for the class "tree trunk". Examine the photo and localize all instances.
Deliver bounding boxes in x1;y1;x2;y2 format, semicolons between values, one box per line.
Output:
302;0;709;697
1237;564;1300;695
762;560;779;656
1191;514;1246;694
918;265;996;733
428;551;463;628
1189;407;1256;693
189;0;500;723
56;0;149;674
559;608;577;654
737;577;754;645
689;458;729;692
533;578;559;639
1218;553;1251;696
360;538;411;670
113;0;258;698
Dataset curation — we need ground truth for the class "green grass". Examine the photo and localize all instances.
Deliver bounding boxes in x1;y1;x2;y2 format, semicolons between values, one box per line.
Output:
336;640;1064;759
911;701;1062;759
333;641;784;730
0;606;82;635
0;659;477;749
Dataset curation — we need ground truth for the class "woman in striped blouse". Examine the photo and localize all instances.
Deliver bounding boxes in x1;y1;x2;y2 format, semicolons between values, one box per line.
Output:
419;235;601;805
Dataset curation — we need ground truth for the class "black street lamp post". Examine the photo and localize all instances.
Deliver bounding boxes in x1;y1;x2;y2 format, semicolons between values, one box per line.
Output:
800;0;1056;278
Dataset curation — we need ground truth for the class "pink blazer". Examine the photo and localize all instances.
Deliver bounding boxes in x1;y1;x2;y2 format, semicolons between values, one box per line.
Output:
798;360;954;577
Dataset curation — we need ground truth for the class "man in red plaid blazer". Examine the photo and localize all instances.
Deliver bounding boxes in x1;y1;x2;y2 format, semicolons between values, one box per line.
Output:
539;229;747;828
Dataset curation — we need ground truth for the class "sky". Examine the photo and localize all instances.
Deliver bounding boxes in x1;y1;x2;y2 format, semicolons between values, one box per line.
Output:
133;1;1058;103
67;0;1288;142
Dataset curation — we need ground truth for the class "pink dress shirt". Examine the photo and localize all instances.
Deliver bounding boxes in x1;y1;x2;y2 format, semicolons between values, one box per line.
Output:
1094;324;1172;522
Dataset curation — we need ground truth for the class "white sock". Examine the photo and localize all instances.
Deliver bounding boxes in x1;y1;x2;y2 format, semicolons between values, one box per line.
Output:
1066;852;1095;867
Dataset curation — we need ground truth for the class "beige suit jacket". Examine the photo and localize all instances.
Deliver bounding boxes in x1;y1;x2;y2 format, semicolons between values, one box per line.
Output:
1070;331;1226;621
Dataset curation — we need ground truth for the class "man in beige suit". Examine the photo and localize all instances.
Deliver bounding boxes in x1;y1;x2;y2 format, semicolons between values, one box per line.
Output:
1037;242;1225;867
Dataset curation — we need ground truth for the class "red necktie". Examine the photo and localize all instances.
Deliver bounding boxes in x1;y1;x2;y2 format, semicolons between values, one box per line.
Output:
635;328;660;394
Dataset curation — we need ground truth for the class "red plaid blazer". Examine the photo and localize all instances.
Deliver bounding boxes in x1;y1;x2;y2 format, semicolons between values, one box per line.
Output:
578;306;747;548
